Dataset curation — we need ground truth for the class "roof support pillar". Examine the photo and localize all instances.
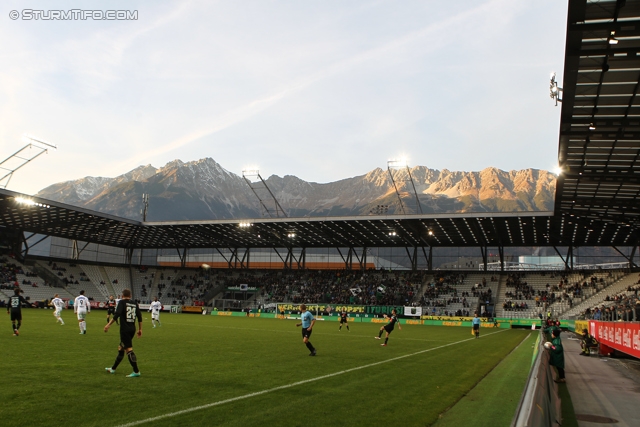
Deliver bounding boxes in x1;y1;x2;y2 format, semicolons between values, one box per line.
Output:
271;247;287;269
72;240;91;261
499;246;504;272
361;247;367;271
179;247;188;268
480;246;488;272
125;247;133;266
553;246;573;271
215;247;231;267
406;246;418;271
612;245;637;269
240;248;249;269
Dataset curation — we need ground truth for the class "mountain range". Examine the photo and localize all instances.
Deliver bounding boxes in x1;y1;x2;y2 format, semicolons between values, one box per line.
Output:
35;158;556;221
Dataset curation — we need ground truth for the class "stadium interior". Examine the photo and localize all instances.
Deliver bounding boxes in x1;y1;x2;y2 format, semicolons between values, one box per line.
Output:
1;1;640;426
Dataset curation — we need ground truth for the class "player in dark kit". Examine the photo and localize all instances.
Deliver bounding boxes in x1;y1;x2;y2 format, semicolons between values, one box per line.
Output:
375;309;401;346
104;289;143;377
338;310;350;331
7;288;31;336
105;295;116;324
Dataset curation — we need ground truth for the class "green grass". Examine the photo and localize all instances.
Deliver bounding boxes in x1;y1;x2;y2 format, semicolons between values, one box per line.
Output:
0;310;531;427
434;332;537;427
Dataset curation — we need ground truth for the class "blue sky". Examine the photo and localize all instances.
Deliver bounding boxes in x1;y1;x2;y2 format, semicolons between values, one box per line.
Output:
1;0;567;195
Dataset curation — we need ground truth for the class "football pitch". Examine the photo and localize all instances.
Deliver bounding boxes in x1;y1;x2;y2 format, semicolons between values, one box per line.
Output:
1;310;535;427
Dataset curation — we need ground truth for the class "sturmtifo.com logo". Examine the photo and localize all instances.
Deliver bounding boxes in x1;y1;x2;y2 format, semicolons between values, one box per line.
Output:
9;9;138;20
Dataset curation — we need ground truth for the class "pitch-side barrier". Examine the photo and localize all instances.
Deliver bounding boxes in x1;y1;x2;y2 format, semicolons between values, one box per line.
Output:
511;328;562;427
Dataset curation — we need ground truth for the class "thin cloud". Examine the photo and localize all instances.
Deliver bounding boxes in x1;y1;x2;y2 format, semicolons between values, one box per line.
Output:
118;0;515;171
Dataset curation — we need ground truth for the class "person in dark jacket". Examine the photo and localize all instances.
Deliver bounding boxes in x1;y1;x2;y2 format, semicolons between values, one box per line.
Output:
548;328;565;383
580;329;598;356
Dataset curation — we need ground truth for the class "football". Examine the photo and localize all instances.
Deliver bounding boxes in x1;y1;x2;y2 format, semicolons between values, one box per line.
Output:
544;341;552;349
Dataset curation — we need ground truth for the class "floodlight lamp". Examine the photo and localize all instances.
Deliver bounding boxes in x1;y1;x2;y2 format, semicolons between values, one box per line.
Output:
589;123;596;130
238;222;252;228
16;197;35;206
428;229;434;236
287;233;296;238
388;231;397;236
608;31;618;45
387;158;408;169
549;71;562;105
553;165;563;175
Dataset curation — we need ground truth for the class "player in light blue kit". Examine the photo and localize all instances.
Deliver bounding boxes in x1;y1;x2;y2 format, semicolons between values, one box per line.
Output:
472;313;481;338
296;304;317;356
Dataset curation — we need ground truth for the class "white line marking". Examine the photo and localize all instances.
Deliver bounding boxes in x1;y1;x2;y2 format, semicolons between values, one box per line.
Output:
114;329;510;427
162;322;457;342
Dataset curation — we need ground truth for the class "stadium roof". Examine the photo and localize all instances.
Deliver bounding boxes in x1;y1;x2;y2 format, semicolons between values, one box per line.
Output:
1;0;640;254
0;188;637;250
556;0;640;228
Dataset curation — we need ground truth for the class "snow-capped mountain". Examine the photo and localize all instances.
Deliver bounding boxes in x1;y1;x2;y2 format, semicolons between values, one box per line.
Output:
35;158;556;221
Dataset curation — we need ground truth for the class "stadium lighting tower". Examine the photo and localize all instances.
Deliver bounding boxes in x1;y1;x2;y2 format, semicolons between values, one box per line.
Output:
549;72;563;106
141;193;149;221
0;134;57;189
242;169;287;218
387;158;423;215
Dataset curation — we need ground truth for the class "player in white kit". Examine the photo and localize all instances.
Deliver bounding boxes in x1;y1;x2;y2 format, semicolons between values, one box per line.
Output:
50;294;65;325
149;297;162;328
74;290;91;334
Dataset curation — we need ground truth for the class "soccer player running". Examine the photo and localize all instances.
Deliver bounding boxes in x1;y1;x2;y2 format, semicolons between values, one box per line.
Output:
7;288;31;336
296;304;317;356
149;297;162;328
338;310;350;331
74;290;90;334
375;309;401;346
50;294;65;325
104;288;143;377
472;313;481;339
105;295;116;324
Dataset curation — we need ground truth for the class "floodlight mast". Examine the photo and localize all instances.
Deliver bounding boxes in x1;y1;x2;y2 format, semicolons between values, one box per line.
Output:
550;72;562;106
0;135;57;189
242;169;287;218
387;159;423;214
142;193;149;221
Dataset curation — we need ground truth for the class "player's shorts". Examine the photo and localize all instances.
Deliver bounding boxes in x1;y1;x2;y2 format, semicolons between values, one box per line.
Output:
302;328;313;339
119;329;136;349
107;307;115;315
339;317;347;324
151;312;160;320
76;309;87;320
54;308;62;317
10;310;22;322
384;324;394;333
473;324;480;331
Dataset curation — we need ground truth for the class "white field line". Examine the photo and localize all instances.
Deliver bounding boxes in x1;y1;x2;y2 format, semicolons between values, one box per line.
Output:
114;329;510;427
160;321;457;342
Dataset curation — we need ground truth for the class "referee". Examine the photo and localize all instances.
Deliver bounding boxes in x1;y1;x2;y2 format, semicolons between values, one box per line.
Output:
472;312;481;339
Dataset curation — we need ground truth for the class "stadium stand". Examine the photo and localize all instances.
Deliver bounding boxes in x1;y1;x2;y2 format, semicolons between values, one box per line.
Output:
419;272;495;317
131;266;157;303
563;273;640;321
77;264;112;299
3;257;75;302
103;266;131;297
35;260;109;302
